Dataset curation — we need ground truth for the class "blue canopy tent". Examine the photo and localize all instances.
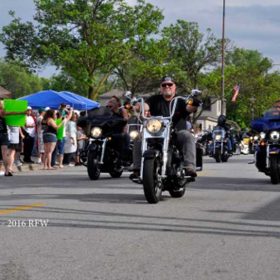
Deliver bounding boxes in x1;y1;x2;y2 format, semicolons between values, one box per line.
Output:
19;90;99;110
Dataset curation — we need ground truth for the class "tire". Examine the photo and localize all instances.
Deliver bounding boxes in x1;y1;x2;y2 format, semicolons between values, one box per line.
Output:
221;154;228;162
270;156;280;184
142;157;162;204
215;149;221;162
87;151;100;180
109;168;123;178
169;187;186;198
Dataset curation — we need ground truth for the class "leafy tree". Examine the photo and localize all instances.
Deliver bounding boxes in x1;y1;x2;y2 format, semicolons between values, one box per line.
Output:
0;59;43;98
162;20;221;92
0;0;163;100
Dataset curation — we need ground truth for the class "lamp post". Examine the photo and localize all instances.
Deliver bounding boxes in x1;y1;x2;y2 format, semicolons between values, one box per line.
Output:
221;0;226;115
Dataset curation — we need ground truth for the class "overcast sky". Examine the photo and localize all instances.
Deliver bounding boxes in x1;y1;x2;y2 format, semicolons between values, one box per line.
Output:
1;0;280;77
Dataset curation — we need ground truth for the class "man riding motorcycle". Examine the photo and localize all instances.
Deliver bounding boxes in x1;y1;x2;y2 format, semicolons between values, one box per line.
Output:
129;76;202;181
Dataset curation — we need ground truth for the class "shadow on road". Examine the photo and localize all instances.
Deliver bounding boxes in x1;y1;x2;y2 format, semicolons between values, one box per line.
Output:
1;205;280;238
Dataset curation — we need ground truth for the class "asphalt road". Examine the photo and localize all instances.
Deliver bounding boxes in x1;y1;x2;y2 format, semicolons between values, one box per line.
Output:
0;155;280;280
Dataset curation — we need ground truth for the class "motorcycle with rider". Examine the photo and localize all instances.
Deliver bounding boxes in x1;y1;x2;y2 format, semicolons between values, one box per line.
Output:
251;100;280;184
209;115;233;162
129;76;202;203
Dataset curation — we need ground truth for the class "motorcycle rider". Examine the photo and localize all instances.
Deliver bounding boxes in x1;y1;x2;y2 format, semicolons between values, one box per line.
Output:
212;114;233;154
105;97;130;164
129;76;201;181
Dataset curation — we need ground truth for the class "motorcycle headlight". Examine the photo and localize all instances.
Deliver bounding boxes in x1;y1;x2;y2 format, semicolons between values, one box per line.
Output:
146;119;163;134
215;135;222;141
260;132;266;139
91;127;102;138
270;131;280;142
253;136;259;141
129;130;139;140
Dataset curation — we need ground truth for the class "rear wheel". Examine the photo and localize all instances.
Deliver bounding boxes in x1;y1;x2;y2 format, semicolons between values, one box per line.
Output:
87;151;100;180
270;156;280;184
169;187;186;198
143;157;162;204
221;153;229;162
109;168;123;178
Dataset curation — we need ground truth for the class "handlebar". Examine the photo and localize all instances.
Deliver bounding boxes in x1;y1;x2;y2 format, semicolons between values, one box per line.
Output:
137;91;200;120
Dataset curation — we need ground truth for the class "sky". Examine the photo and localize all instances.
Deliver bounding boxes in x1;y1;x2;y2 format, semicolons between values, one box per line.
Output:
1;0;280;77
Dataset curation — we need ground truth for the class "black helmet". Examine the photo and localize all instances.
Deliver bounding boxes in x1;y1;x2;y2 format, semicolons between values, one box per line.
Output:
217;115;226;126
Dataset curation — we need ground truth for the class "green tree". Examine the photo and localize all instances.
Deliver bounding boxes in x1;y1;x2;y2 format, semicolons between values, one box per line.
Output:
0;59;43;98
162;20;221;92
0;0;163;100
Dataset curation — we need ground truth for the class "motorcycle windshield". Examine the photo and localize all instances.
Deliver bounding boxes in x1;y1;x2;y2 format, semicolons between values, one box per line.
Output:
212;128;225;138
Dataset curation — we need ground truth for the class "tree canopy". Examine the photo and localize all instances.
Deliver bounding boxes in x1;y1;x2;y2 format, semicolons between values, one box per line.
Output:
1;0;280;127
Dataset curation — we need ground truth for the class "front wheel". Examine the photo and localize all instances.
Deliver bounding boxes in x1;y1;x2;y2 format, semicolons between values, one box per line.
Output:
270;156;280;184
142;157;162;204
87;151;100;180
214;149;221;162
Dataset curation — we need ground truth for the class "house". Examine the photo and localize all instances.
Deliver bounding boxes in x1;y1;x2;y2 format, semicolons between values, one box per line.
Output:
0;86;12;99
196;97;226;131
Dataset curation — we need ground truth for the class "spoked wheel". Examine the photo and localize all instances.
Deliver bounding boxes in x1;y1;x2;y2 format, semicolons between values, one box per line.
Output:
142;157;162;204
87;151;100;180
270;156;280;184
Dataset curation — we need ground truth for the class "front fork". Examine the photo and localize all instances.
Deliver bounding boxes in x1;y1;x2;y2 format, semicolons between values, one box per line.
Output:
89;139;108;164
140;131;170;180
266;144;280;168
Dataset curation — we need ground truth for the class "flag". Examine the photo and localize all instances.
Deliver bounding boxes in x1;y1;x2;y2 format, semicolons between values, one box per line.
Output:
231;84;240;102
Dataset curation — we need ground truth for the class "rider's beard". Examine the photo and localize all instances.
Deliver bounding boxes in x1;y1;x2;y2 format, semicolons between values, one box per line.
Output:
163;92;173;100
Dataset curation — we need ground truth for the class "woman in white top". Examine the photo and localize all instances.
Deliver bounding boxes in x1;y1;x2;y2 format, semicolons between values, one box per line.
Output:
64;113;78;165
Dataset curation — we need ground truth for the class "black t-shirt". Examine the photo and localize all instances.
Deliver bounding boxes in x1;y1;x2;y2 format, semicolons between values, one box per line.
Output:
146;94;189;131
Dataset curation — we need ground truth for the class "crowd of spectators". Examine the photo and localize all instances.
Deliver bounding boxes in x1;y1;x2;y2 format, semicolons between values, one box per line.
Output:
0;102;87;176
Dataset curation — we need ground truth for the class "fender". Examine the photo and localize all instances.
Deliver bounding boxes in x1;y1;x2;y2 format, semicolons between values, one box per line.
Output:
143;149;161;159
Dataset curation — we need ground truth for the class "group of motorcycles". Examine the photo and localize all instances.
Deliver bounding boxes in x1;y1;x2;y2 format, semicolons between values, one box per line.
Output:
77;91;202;204
77;94;280;205
194;112;280;185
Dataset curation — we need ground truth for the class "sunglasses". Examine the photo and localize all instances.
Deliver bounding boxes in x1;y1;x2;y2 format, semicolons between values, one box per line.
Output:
161;83;174;88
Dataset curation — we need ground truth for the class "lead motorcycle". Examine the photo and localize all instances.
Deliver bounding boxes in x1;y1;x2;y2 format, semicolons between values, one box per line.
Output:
138;92;199;204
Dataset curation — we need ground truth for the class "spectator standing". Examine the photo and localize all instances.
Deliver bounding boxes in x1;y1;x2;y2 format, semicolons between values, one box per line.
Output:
36;108;46;164
64;112;78;166
6;126;25;175
23;106;36;163
0;101;9;175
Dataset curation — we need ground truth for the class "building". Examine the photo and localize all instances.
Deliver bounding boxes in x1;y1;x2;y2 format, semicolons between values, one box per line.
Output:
0;86;12;99
196;97;226;131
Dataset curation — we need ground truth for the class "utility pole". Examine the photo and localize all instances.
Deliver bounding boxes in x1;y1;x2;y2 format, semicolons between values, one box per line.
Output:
221;0;226;115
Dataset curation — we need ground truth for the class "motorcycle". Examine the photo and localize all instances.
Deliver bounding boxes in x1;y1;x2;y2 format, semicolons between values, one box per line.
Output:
250;135;259;154
138;94;198;204
210;127;231;162
254;109;280;184
80;107;128;180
